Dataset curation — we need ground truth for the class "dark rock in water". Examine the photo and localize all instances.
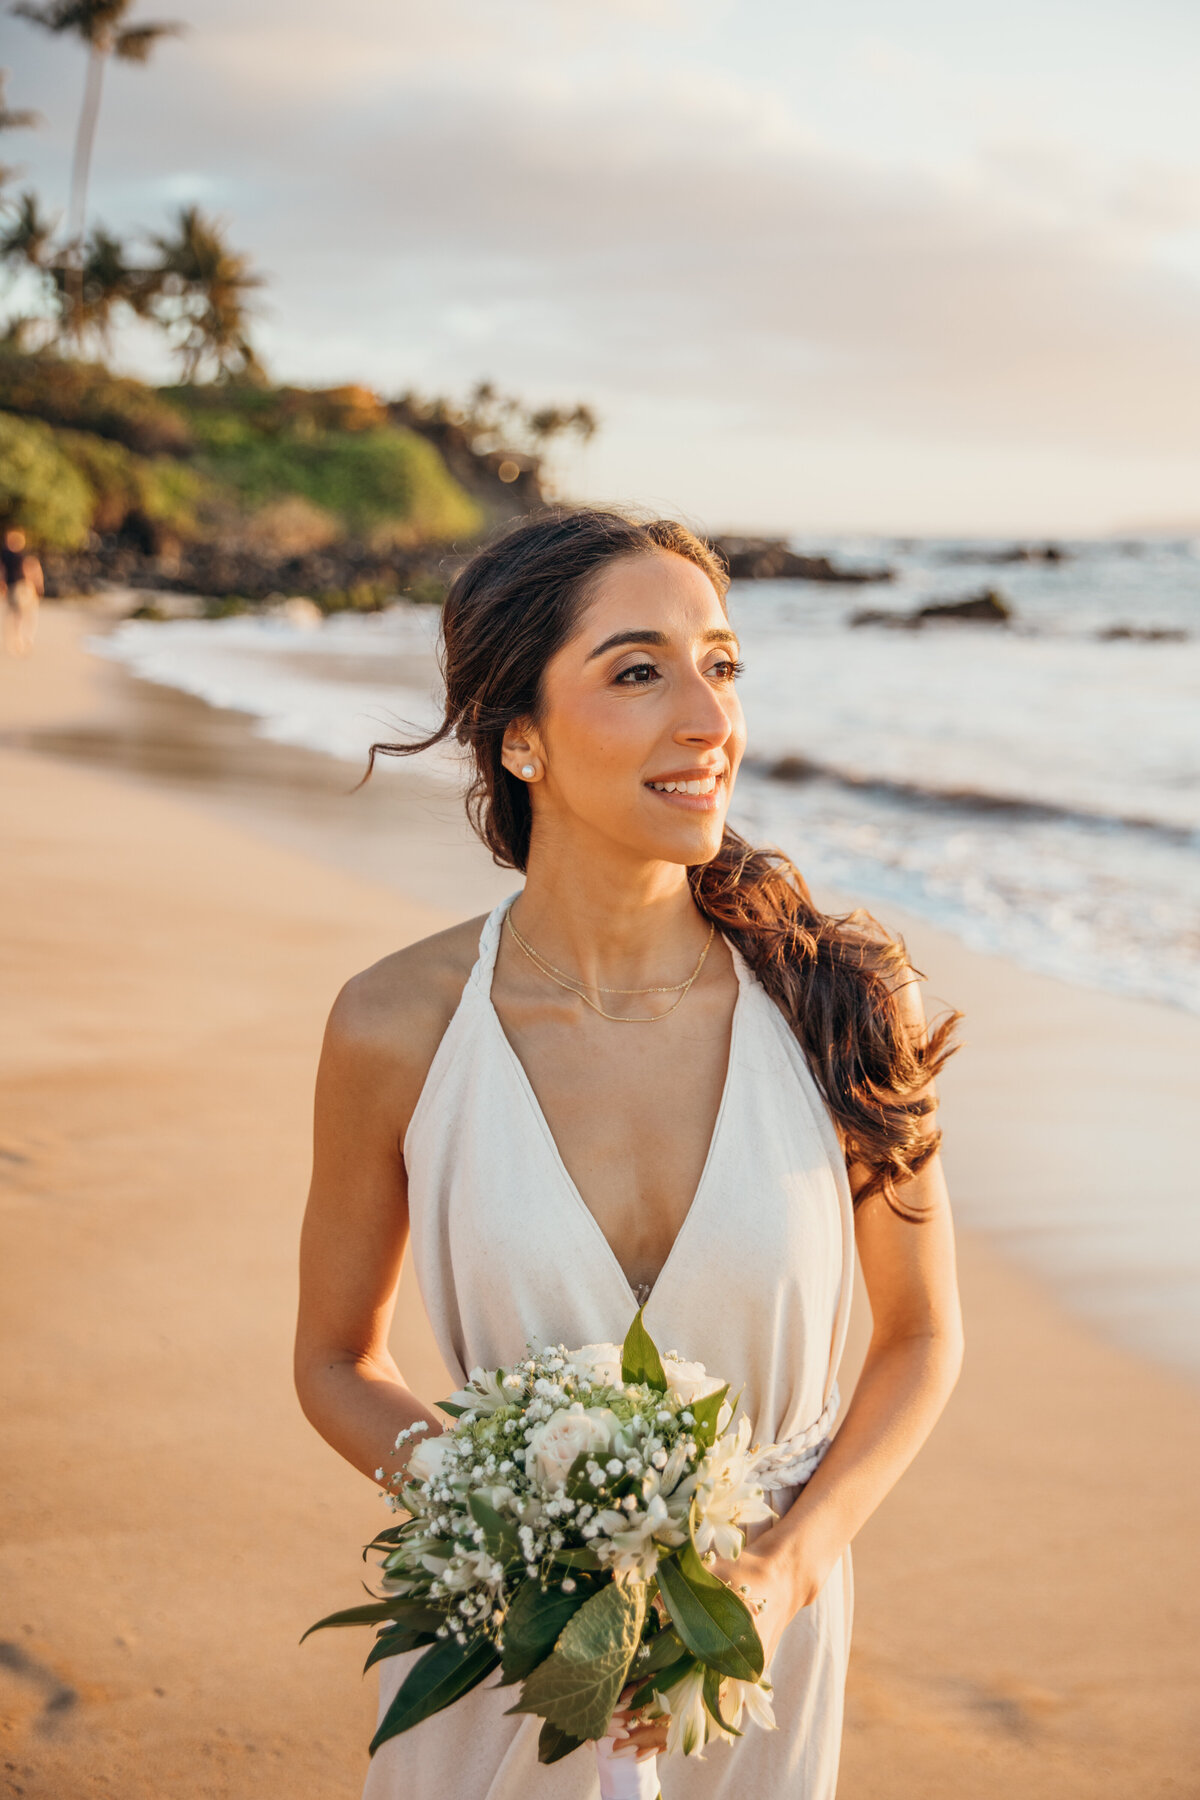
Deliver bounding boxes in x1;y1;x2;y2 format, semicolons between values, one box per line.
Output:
43;535;467;609
713;537;894;584
847;606;912;629
939;542;1068;565
917;589;1012;623
850;588;1012;629
765;754;823;783
1097;624;1186;643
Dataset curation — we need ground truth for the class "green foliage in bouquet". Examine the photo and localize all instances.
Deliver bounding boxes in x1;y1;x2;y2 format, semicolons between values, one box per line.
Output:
305;1312;775;1766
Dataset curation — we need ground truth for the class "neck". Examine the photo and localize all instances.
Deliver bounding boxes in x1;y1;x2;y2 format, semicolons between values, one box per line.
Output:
512;837;710;991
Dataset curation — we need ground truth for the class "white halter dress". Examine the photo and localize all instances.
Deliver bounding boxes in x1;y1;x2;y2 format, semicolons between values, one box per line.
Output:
362;897;857;1799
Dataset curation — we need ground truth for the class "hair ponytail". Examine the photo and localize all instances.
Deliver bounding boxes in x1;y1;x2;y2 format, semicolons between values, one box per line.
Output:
689;831;959;1215
367;506;960;1217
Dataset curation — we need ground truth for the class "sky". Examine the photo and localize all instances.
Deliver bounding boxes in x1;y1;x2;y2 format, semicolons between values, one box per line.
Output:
3;0;1200;535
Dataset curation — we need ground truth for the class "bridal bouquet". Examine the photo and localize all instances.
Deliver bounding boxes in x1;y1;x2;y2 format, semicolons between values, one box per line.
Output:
306;1312;779;1798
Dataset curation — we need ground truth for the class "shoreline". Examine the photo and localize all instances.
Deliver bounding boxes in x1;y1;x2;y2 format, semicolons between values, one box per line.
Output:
13;602;1200;1385
2;604;1199;1796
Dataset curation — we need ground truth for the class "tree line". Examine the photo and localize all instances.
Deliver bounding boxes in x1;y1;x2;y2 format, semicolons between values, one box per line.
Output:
1;2;262;378
0;1;598;466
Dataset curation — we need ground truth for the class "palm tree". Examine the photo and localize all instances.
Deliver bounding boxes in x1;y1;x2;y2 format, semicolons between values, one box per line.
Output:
526;403;598;451
0;69;41;196
150;204;263;382
51;220;148;351
10;1;182;247
0;186;58;345
0;187;56;267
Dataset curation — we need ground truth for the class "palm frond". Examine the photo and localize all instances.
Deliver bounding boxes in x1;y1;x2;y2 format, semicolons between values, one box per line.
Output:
114;20;183;61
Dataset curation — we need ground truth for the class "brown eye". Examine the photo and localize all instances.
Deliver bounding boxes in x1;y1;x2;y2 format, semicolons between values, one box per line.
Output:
615;662;660;686
709;658;744;681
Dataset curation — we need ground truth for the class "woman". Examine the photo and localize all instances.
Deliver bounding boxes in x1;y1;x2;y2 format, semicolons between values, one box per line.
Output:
295;508;965;1797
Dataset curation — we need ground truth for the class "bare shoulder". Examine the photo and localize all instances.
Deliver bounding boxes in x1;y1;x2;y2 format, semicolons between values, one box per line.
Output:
319;913;489;1129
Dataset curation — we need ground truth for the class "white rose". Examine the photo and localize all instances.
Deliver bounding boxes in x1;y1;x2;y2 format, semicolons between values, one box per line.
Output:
663;1357;723;1406
526;1408;614;1492
567;1343;624;1389
406;1434;450;1485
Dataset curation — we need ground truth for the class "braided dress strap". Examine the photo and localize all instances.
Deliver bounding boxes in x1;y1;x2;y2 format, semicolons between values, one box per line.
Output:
750;1380;842;1492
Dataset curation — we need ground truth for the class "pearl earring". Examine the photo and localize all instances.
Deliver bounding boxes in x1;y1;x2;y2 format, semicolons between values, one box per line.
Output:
520;763;536;779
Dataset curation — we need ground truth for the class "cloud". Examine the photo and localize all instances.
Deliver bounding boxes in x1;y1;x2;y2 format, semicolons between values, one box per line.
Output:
7;0;1200;527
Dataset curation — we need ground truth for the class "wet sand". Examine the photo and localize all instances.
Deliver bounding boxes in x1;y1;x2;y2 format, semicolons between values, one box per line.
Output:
2;603;1198;1798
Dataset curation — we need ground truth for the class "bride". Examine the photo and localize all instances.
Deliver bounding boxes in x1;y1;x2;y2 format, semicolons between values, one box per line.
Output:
295;508;965;1797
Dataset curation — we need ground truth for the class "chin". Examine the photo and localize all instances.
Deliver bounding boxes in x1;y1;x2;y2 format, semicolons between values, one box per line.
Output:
646;817;728;868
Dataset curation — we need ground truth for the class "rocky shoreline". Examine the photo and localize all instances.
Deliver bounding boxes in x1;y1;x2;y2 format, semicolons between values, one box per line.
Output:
711;536;895;583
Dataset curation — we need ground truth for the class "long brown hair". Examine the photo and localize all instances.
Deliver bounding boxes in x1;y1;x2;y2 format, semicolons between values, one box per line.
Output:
366;507;960;1217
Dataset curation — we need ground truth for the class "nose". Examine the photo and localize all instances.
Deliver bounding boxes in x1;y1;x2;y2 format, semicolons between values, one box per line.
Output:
673;665;736;752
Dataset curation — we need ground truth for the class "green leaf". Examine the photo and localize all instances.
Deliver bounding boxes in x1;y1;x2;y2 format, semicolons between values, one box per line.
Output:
370;1635;500;1753
437;1399;467;1418
538;1718;588;1765
301;1598;423;1643
688;1384;728;1448
364;1525;413;1551
655;1545;764;1682
702;1665;743;1737
621;1309;668;1391
363;1621;440;1671
552;1545;602;1571
468;1493;521;1563
507;1580;648;1743
564;1449;600;1499
499;1579;590;1686
628;1652;697;1710
631;1624;686;1678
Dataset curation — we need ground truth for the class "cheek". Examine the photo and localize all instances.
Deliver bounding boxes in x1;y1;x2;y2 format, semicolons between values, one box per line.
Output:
549;698;657;788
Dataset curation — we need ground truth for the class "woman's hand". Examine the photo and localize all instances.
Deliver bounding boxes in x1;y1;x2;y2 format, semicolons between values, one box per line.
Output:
708;1537;821;1671
607;1533;827;1760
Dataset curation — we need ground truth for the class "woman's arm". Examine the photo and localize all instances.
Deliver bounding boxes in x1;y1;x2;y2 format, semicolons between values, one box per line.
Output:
614;970;963;1758
294;937;475;1491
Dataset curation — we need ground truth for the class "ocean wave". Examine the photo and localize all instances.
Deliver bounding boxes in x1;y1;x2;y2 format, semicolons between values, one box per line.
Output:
753;754;1200;847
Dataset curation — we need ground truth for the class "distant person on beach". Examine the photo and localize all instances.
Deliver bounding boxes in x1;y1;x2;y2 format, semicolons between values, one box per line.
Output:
1;528;43;657
295;508;966;1798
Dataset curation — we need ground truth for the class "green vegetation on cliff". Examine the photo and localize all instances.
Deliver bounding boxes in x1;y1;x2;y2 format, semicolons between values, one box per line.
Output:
0;353;483;553
0;413;94;548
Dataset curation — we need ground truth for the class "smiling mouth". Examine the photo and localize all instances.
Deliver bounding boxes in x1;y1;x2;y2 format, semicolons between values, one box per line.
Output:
643;769;725;808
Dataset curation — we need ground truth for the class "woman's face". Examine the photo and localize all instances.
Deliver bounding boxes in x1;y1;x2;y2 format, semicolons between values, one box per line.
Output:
506;549;746;869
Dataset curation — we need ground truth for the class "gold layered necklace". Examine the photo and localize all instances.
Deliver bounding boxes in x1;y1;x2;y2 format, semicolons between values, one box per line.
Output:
505;906;715;1024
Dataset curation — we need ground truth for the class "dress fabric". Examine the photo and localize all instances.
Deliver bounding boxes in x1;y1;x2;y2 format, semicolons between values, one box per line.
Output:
362;895;857;1800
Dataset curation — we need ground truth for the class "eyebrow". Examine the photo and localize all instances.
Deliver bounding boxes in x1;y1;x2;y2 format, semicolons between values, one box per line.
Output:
585;627;739;661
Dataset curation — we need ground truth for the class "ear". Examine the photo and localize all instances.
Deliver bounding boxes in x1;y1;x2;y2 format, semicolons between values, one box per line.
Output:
500;719;545;782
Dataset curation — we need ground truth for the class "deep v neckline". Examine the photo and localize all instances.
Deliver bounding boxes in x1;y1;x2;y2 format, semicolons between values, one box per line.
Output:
482;899;747;1312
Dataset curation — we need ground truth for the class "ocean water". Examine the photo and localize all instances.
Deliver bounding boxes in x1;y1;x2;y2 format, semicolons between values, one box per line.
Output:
92;535;1200;1017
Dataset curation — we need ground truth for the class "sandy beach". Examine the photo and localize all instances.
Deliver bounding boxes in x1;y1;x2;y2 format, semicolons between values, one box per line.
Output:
2;604;1199;1800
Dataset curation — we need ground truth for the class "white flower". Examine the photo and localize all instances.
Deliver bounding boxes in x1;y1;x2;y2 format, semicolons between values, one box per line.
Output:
691;1417;774;1561
526;1409;614;1492
438;1548;505;1593
406;1434;451;1485
662;1356;724;1406
591;1491;686;1581
446;1367;514;1413
654;1665;710;1757
566;1342;624;1388
720;1676;776;1735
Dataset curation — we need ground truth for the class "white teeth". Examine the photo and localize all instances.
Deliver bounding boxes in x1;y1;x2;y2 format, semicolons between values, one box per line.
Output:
650;775;718;795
